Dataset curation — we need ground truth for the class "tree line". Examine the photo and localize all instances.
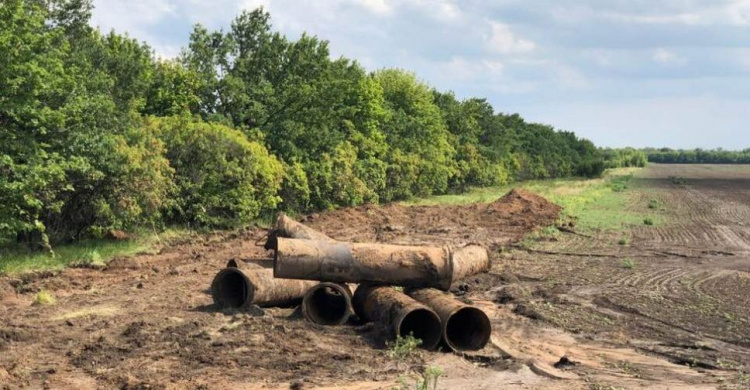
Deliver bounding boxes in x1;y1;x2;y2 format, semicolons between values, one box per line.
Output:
2;0;610;249
644;148;750;164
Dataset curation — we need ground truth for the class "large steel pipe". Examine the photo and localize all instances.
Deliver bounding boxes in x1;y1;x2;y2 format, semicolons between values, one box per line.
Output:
265;212;334;250
211;264;317;308
353;284;442;350
273;238;489;290
302;282;353;325
407;288;491;352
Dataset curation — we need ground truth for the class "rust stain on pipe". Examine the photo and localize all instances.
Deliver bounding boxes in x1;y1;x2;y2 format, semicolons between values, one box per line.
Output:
353;284;442;350
274;238;489;290
211;265;318;308
302;282;353;326
407;288;491;351
265;212;333;250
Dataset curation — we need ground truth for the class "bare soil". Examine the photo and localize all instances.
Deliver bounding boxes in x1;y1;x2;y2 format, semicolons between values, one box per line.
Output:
1;166;749;389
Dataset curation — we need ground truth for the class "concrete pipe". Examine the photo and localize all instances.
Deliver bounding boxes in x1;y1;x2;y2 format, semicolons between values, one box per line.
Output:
407;288;491;352
353;284;442;350
211;265;318;308
264;212;333;250
273;238;489;290
301;282;353;325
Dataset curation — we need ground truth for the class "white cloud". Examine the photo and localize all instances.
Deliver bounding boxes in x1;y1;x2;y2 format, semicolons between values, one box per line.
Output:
440;56;504;81
484;21;535;54
356;0;392;15
653;48;687;66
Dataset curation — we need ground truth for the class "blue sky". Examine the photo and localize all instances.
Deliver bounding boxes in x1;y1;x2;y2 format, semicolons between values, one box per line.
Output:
91;0;750;149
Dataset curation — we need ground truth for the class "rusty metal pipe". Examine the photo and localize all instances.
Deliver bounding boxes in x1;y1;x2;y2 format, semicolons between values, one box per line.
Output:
273;238;489;290
211;265;318;308
265;212;333;250
301;282;353;325
407;288;491;351
353;284;442;350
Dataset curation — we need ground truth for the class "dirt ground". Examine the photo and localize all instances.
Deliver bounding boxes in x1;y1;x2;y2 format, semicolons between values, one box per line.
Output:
1;164;749;389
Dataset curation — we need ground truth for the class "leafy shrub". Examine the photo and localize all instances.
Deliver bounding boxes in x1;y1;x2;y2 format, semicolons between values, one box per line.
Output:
386;334;422;360
155;116;283;227
643;217;654;226
306;142;375;210
279;161;311;212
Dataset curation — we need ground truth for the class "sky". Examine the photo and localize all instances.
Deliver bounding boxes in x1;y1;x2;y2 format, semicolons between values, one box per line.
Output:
91;0;750;149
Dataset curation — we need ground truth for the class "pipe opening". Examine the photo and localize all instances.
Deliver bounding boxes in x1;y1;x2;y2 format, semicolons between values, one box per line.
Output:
398;309;442;350
303;284;351;325
445;307;491;351
213;268;251;308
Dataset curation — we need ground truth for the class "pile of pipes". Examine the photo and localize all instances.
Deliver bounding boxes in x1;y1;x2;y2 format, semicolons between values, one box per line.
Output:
210;213;493;352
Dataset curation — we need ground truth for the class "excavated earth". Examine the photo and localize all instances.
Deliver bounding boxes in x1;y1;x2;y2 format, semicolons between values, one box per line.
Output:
1;165;749;389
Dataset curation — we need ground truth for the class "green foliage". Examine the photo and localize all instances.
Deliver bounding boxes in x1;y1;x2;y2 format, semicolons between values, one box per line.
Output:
607;174;633;192
622;258;635;269
393;366;443;390
386;334;422;359
33;290;56;305
643;217;655;226
618;236;630;246
648;199;661;209
375;69;456;200
154;116;283;227
646;148;750;164
602;148;648;168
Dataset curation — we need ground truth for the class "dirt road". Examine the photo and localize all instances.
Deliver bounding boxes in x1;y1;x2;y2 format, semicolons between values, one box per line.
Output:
1;164;749;389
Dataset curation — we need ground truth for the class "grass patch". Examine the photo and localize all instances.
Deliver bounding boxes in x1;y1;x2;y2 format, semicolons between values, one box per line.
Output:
33;290;56;305
618;236;630;246
647;199;661;209
0;228;190;276
407;167;656;233
643;217;655;226
621;258;635;269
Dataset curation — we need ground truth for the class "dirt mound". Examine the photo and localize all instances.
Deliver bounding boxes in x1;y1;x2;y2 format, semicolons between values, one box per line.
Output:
305;188;561;247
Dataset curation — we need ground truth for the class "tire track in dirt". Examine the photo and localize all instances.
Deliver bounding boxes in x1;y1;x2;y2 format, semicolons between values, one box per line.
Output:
506;164;750;378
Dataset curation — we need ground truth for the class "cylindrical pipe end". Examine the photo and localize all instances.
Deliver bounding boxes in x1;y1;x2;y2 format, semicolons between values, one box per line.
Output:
395;308;442;350
302;282;353;325
211;267;255;308
444;306;491;351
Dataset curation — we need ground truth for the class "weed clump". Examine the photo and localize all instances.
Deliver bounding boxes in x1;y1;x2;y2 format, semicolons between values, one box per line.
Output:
387;334;422;360
647;199;661;209
393;366;443;390
622;258;635;269
33;290;56;305
669;176;688;185
607;174;633;192
643;217;654;226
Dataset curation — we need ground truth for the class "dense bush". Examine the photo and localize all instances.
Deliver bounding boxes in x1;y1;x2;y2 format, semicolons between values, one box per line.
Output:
153;117;283;227
602;148;648;168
